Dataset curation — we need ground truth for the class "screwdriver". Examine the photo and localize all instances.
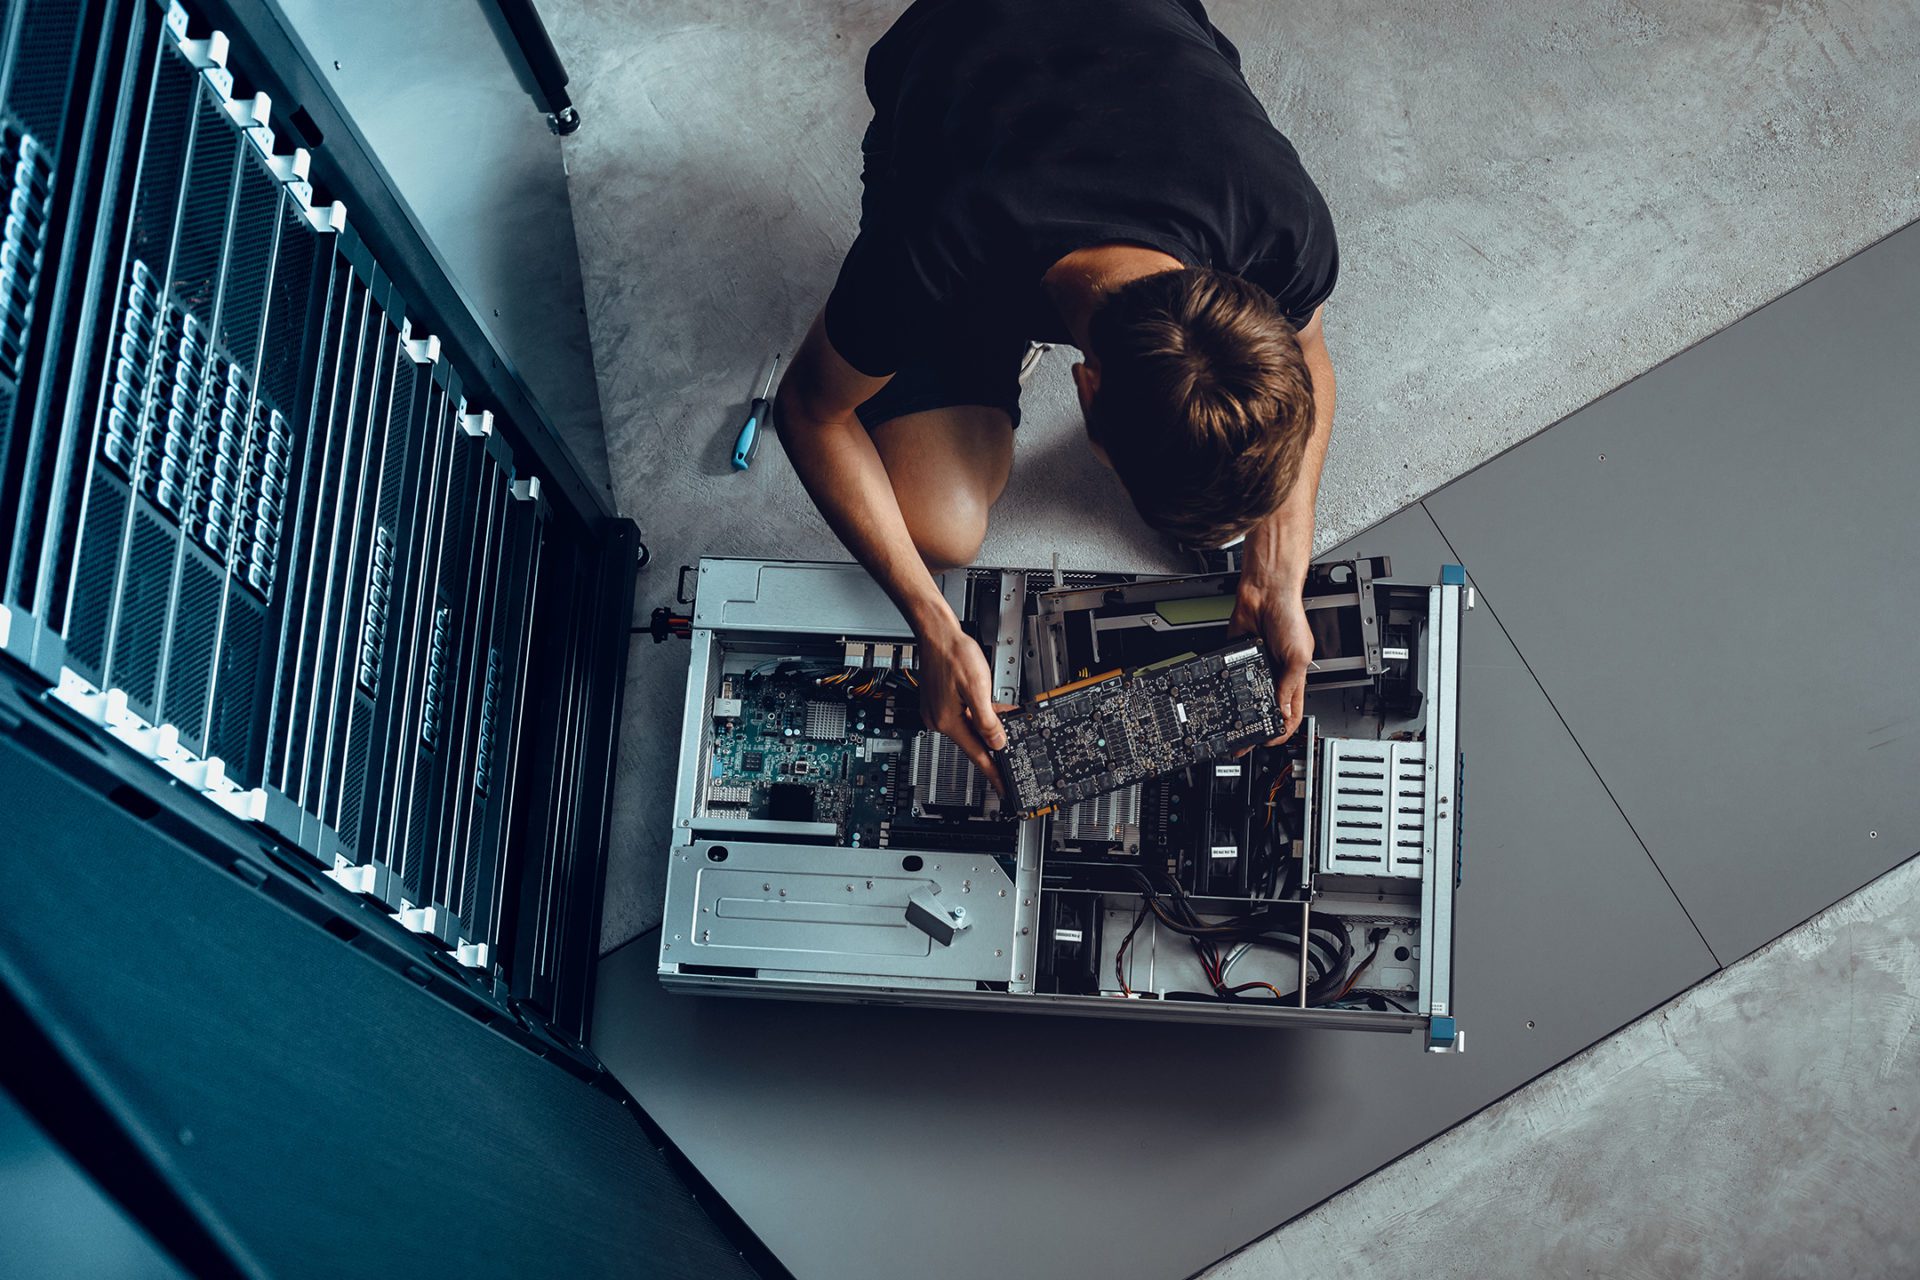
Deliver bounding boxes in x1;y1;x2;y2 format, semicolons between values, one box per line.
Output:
730;353;782;471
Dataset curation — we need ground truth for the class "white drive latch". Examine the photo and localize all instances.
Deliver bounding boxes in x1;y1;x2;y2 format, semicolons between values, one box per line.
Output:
207;787;269;823
326;856;398;907
392;902;459;949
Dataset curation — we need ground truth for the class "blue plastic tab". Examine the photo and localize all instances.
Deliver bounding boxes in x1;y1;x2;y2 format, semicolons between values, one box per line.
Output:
1427;1015;1457;1049
1440;563;1467;585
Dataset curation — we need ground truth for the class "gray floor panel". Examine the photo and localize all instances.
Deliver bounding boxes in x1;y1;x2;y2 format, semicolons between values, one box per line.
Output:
1424;222;1920;965
591;507;1716;1280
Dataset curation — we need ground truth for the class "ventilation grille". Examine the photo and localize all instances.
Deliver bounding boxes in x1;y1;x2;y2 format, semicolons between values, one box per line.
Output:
357;524;393;693
1317;738;1427;880
420;603;450;751
63;480;125;675
209;594;266;781
473;646;500;795
158;555;221;738
99;258;159;475
0;122;54;384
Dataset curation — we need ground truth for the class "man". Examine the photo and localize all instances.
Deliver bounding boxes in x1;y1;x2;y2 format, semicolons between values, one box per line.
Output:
775;0;1339;788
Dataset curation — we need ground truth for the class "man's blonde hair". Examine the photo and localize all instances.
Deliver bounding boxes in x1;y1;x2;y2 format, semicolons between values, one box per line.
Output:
1085;268;1314;547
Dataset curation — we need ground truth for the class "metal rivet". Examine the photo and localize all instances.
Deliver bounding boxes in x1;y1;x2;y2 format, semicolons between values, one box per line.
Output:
1869;831;1878;839
778;888;787;897
1525;1020;1535;1029
763;883;771;891
1018;972;1028;981
994;949;1003;957
1020;927;1030;936
1597;453;1606;461
999;889;1007;897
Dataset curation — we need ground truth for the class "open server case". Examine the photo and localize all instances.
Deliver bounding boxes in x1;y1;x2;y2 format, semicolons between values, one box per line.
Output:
659;556;1470;1051
0;0;633;1067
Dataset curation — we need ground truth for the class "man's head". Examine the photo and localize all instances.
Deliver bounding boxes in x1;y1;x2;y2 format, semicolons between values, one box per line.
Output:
1074;267;1314;548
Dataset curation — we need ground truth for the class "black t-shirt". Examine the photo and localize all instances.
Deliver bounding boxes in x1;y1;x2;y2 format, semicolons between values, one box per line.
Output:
824;0;1340;377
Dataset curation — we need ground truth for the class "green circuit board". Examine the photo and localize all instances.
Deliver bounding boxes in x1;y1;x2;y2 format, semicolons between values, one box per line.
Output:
704;668;908;846
998;640;1283;818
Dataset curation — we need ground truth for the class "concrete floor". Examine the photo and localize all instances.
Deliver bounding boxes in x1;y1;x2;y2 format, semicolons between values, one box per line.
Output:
1205;855;1920;1280
543;0;1920;954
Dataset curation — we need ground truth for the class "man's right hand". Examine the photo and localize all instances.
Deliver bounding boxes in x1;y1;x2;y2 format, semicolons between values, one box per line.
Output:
772;312;1012;793
915;615;1009;793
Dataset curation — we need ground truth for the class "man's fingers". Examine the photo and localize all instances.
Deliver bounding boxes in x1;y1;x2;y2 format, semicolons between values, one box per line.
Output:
1276;669;1307;741
968;693;1008;752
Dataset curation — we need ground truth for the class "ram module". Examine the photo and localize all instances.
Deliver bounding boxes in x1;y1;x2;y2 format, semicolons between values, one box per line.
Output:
997;641;1284;818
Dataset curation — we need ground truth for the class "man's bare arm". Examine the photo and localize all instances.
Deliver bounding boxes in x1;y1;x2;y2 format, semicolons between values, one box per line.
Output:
774;311;1008;782
1233;305;1336;740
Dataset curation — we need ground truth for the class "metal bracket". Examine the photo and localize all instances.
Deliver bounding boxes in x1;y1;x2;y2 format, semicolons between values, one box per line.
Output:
905;886;969;946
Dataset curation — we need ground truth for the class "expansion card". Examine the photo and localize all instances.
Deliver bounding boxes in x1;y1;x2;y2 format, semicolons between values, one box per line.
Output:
996;641;1283;818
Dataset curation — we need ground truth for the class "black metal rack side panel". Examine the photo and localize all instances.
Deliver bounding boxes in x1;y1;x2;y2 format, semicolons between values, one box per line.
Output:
0;0;128;629
551;519;633;1037
508;516;633;1041
511;531;587;1022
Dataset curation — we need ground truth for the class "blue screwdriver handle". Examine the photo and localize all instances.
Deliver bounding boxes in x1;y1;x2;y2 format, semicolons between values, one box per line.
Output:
731;397;770;471
730;353;782;472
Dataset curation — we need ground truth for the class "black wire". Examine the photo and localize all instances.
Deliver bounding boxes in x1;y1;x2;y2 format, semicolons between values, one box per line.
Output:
1114;898;1149;993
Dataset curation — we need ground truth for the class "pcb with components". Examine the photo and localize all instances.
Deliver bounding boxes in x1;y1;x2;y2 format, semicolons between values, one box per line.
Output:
998;641;1283;818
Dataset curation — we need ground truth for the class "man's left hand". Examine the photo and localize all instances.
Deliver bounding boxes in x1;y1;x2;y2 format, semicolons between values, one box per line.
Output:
1230;576;1313;744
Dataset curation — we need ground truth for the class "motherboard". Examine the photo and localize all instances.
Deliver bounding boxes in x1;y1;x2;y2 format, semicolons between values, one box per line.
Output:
703;663;1011;851
997;641;1284;819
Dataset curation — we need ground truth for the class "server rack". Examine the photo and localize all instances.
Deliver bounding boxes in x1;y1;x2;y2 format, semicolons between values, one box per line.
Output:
0;0;635;1062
